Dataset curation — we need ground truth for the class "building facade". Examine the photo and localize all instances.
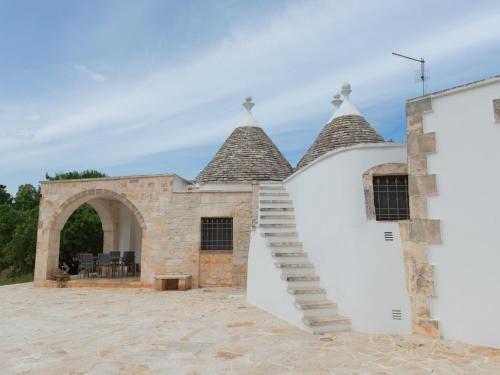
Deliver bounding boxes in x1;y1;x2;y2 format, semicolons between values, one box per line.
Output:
34;77;500;348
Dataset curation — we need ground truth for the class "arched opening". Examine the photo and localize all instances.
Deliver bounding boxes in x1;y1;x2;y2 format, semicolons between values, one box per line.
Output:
40;190;146;282
59;203;104;274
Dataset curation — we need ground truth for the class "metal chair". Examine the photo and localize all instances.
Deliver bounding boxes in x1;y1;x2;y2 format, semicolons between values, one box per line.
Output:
109;251;121;278
122;251;136;277
78;253;94;278
97;253;112;278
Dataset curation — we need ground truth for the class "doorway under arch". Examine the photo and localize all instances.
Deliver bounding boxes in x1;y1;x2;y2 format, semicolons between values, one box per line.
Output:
35;188;146;283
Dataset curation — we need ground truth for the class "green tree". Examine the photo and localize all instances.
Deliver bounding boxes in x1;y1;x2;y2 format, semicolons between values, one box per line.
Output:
60;204;103;263
13;184;40;211
0;170;107;281
0;205;22;270
1;208;38;276
45;170;106;181
0;185;12;205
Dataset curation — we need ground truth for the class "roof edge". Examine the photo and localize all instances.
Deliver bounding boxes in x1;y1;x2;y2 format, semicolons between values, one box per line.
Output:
40;173;191;185
286;142;406;183
407;75;500;103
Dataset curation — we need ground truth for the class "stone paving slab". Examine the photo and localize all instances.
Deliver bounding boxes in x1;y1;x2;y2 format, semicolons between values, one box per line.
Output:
0;284;499;374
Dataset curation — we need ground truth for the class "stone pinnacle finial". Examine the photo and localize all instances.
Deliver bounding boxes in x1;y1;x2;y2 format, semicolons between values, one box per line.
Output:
243;96;255;112
331;94;343;110
341;83;352;99
239;96;259;127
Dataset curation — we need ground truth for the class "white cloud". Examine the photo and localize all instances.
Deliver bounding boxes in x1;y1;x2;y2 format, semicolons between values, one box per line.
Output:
1;0;500;182
74;64;106;82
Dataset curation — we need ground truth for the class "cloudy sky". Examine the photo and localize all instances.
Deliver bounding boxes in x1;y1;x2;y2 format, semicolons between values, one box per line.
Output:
1;0;500;193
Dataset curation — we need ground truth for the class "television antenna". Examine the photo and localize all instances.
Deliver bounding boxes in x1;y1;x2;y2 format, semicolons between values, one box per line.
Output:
392;52;428;95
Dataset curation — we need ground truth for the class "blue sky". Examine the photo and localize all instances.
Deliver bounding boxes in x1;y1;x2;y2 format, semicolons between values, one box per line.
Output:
1;0;500;193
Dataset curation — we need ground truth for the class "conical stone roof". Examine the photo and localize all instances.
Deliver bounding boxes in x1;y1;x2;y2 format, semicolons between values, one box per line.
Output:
196;98;293;184
296;84;384;170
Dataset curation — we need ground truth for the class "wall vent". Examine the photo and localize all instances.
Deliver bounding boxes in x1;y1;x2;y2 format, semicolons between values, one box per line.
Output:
392;309;402;320
384;232;394;241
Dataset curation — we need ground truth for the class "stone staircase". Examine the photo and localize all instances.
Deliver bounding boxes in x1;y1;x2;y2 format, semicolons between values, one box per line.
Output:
258;183;351;334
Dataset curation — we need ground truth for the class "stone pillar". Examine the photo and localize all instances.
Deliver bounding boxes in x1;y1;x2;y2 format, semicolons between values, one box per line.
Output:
403;97;441;338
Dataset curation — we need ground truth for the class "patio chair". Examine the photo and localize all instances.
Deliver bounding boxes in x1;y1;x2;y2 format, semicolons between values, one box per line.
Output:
122;251;136;277
109;251;121;278
97;253;112;278
78;253;94;278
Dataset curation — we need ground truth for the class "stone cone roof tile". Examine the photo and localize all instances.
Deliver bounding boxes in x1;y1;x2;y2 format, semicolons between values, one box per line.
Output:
196;126;293;183
296;114;384;170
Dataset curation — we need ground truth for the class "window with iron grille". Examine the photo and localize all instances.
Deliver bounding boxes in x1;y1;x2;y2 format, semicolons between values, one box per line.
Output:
373;175;410;221
201;218;233;250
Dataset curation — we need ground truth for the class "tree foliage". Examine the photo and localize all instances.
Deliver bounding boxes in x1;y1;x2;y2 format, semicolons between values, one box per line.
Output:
0;171;107;279
45;170;106;181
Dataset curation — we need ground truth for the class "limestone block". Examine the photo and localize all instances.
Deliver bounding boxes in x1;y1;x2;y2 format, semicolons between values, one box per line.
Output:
408;132;436;155
409;174;438;197
409;196;428;219
408;263;434;296
412;318;439;338
410;219;441;244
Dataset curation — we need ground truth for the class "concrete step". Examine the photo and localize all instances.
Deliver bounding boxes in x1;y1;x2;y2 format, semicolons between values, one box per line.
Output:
272;251;307;257
288;287;326;295
260;214;295;220
259;184;285;191
303;316;351;334
259;218;296;225
260;199;293;204
260;207;294;212
259;223;296;229
265;237;302;245
259;227;297;234
280;267;316;276
267;242;302;251
275;262;314;270
259;192;289;197
288;287;327;302
295;300;338;317
262;231;299;238
272;251;308;263
260;203;294;210
282;274;320;288
282;275;319;282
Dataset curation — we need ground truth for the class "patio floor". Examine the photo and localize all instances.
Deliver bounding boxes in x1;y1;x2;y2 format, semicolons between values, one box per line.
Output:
0;284;499;374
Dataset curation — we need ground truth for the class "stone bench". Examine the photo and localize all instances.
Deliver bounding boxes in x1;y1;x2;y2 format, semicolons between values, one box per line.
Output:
154;274;192;291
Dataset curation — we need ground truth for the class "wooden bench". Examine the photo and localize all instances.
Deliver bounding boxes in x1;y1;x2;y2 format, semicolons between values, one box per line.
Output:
154;274;192;291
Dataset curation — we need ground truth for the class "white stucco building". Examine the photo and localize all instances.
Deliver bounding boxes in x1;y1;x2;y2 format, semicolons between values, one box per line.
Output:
34;76;500;348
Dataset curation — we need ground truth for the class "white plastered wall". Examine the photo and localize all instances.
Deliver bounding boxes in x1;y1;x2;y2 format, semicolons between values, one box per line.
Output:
421;79;500;348
118;203;142;263
284;144;411;333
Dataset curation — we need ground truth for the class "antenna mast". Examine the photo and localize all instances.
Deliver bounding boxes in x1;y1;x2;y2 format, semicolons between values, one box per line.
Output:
392;52;426;95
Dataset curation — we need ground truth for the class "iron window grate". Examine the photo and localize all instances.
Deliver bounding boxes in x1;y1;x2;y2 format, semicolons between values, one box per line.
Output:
201;217;233;251
373;175;410;221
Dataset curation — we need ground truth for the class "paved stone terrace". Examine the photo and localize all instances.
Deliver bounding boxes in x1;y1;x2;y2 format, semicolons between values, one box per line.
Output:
1;284;499;374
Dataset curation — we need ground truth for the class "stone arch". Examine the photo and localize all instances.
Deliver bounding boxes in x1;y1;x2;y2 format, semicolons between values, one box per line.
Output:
37;188;147;283
49;189;146;231
362;163;408;220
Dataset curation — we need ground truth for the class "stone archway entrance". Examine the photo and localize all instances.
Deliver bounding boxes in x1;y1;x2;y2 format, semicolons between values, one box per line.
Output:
34;187;147;285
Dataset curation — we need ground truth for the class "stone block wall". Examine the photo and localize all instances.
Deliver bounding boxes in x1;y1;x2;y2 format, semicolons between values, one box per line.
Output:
403;97;441;337
34;174;255;288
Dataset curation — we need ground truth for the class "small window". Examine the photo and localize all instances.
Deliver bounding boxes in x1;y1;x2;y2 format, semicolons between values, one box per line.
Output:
373;175;410;221
201;218;233;250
